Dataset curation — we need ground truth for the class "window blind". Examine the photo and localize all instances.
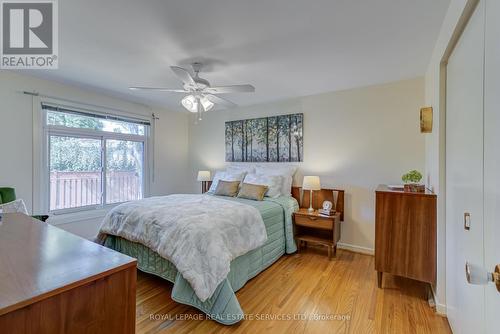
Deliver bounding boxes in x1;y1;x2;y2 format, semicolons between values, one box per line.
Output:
41;103;151;126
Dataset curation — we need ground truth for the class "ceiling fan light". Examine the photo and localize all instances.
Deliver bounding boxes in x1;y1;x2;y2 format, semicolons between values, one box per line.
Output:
200;96;214;111
181;95;198;113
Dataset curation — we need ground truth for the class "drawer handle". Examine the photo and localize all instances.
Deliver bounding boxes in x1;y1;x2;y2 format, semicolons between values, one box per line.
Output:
308;216;317;221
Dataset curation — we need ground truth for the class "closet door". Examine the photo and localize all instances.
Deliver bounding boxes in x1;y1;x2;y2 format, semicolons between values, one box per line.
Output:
483;0;500;332
445;1;485;333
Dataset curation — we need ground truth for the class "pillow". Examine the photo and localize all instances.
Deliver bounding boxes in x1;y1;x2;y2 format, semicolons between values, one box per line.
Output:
214;180;241;197
208;170;246;193
237;183;268;201
243;173;282;198
226;165;256;174
255;165;298;196
0;199;28;215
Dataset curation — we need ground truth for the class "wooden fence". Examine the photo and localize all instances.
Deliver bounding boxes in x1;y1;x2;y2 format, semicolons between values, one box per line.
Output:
50;171;142;211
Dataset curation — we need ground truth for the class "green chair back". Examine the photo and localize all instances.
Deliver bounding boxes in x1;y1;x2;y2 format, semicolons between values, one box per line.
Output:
0;187;16;204
0;187;48;222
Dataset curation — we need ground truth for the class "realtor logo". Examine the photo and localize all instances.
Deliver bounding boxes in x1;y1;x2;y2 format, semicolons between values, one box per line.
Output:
1;0;58;69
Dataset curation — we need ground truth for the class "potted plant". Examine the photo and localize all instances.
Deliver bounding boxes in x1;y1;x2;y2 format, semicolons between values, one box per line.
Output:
401;170;424;193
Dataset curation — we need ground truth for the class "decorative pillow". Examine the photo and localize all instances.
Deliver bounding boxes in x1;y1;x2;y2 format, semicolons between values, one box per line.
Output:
255;165;298;196
208;171;246;193
0;199;28;215
243;173;282;198
237;183;269;201
214;180;241;197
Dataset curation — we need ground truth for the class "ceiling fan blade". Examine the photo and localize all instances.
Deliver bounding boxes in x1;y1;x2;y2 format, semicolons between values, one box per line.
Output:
205;94;237;109
205;84;255;94
129;86;186;92
170;66;196;86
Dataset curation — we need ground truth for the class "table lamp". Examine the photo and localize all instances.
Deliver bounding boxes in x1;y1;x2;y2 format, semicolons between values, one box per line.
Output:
302;176;321;212
197;171;211;193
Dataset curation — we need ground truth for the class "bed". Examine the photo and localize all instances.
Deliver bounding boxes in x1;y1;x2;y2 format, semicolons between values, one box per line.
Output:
98;193;299;325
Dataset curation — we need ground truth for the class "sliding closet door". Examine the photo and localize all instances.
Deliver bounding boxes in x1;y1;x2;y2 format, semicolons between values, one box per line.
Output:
483;0;500;332
445;1;485;333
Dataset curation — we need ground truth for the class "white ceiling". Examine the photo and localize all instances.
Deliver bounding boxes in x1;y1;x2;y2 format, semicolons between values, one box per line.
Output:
27;0;450;111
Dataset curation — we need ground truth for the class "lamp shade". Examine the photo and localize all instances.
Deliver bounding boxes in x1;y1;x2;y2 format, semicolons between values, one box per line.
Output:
197;171;211;182
200;96;214;111
302;176;321;190
182;95;198;113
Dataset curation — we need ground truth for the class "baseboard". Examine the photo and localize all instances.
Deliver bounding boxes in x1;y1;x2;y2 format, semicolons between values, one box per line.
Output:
337;242;374;255
430;285;447;315
435;302;447;316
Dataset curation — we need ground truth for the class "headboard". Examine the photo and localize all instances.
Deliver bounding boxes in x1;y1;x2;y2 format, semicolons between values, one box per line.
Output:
291;187;345;221
204;181;344;221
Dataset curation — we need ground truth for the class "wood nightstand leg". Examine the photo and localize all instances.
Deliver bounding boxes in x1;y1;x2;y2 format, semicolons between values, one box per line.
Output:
377;271;383;288
327;246;332;260
333;245;337;257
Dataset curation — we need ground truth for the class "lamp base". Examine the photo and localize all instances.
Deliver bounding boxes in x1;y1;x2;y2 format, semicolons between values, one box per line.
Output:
307;190;314;213
201;181;210;194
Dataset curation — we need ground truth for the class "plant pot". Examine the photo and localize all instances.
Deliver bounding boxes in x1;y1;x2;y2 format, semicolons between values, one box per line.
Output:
404;184;425;193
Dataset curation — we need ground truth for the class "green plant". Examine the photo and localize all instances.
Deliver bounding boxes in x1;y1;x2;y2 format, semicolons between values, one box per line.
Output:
402;170;422;184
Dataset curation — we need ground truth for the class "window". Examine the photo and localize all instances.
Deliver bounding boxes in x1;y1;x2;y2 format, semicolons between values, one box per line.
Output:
43;104;149;213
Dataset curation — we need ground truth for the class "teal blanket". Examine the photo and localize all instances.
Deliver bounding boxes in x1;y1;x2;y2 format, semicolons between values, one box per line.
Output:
103;195;298;325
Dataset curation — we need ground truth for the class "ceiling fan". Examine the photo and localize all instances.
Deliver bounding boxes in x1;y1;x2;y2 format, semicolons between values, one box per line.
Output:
129;62;255;117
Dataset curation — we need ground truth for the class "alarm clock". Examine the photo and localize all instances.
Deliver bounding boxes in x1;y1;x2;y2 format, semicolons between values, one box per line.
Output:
318;200;334;216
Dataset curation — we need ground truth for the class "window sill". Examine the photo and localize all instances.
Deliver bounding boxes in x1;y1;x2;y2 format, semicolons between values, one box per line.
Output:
47;207;111;226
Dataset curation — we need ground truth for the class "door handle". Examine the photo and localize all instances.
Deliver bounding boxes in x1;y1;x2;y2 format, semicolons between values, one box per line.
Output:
465;262;500;293
464;212;471;230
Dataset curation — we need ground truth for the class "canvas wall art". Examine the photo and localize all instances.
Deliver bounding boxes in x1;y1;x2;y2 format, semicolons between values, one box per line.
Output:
225;113;303;162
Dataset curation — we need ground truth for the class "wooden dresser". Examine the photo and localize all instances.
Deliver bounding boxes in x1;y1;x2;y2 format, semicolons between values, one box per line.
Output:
375;185;436;287
0;213;137;334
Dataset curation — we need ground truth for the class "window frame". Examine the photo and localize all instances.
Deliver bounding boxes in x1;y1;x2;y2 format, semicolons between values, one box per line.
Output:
40;102;150;215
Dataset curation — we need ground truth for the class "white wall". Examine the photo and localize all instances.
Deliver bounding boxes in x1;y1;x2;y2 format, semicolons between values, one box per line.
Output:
0;71;427;260
189;78;425;253
0;70;190;238
424;0;473;314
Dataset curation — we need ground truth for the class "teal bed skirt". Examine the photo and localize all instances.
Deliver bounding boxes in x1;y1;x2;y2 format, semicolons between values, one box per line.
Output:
102;196;298;325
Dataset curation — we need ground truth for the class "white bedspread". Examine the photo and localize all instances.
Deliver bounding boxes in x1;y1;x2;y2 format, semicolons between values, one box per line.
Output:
98;194;267;301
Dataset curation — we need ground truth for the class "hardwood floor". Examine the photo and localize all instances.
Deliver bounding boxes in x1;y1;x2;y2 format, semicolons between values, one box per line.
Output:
136;247;451;334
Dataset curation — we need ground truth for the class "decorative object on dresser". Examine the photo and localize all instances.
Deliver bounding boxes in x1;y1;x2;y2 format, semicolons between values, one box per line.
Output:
225;113;303;162
197;170;211;193
302;176;321;213
292;187;345;260
0;213;137;333
375;184;436;288
401;169;425;193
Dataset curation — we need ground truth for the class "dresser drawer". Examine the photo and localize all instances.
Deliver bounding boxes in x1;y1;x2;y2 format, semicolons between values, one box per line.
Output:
294;214;333;230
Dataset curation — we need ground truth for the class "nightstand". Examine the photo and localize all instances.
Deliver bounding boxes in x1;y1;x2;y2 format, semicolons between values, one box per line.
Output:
293;208;341;260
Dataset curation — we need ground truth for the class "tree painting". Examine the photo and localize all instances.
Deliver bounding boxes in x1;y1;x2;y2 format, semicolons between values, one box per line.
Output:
225;113;303;162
